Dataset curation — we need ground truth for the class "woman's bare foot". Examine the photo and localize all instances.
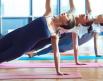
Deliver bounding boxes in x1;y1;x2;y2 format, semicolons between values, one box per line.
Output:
57;72;69;75
26;51;36;58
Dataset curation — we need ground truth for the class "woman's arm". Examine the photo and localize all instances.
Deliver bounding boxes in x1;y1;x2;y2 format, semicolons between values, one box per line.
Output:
93;31;101;57
44;0;51;16
72;32;86;65
86;0;91;15
69;0;75;13
51;35;68;75
72;32;79;64
51;35;60;74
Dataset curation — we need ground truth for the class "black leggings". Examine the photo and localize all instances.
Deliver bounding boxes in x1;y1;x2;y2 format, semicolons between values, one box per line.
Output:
0;36;24;63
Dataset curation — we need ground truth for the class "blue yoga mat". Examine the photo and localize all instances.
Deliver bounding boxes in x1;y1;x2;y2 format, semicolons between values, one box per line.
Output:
18;55;103;60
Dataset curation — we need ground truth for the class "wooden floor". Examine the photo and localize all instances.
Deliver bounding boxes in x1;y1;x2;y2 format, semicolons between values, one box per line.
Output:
0;36;103;81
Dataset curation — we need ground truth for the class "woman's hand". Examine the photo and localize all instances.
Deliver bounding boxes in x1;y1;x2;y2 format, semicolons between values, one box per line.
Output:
57;71;69;75
76;62;86;65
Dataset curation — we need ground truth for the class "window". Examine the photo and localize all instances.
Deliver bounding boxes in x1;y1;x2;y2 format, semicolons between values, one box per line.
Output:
1;0;30;35
60;0;85;15
73;0;85;15
1;0;30;17
2;18;28;35
32;0;58;17
89;0;103;17
2;0;103;35
60;0;70;13
32;0;45;17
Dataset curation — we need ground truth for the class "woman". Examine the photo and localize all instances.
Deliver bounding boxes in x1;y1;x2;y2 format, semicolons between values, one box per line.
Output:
0;10;78;75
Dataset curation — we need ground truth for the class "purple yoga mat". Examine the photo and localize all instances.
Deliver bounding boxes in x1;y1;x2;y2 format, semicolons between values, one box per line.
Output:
0;72;81;79
0;63;102;68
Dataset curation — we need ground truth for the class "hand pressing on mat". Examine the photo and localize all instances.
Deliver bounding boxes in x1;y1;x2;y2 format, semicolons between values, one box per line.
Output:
51;35;69;75
57;72;69;75
76;62;86;65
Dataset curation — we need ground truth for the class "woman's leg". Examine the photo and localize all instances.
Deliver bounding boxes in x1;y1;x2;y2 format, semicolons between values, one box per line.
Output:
0;36;12;52
0;46;24;63
25;50;36;58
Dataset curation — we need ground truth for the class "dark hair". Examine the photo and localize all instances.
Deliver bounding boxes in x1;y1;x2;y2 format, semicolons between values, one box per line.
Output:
100;23;103;26
82;19;94;26
60;15;76;29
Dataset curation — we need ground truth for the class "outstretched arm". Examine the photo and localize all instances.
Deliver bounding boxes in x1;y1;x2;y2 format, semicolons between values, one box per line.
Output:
93;31;101;57
86;0;91;15
44;0;51;16
69;0;75;13
51;35;68;75
51;35;60;75
72;32;86;65
72;32;79;64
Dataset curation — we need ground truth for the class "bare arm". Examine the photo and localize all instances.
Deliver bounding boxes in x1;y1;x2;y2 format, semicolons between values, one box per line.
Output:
44;0;51;16
93;31;101;57
69;0;75;12
51;35;61;75
72;32;79;64
72;32;86;65
51;35;68;75
86;0;91;15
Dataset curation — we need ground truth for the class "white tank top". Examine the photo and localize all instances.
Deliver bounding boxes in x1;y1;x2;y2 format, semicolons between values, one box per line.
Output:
92;23;101;33
56;25;89;38
46;16;91;38
46;17;57;36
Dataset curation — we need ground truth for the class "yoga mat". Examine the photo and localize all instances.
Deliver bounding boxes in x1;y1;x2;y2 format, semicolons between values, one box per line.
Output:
99;63;103;67
0;63;102;68
18;55;103;60
0;72;81;79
